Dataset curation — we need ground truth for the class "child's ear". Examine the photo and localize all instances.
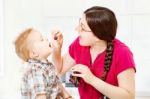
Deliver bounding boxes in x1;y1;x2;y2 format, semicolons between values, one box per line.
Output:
29;50;39;58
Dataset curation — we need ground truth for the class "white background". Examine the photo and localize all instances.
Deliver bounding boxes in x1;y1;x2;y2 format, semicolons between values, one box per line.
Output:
0;0;150;98
0;0;4;77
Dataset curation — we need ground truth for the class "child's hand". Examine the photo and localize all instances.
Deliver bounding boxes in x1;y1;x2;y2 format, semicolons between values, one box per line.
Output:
51;30;63;50
65;96;74;99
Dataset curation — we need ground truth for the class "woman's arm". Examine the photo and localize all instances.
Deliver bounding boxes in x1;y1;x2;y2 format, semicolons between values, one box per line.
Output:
90;68;135;99
51;31;75;76
52;52;75;76
72;64;135;99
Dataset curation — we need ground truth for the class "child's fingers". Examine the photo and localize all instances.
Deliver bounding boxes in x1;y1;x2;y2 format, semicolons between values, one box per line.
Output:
50;30;63;49
55;32;63;38
51;31;63;41
51;30;59;39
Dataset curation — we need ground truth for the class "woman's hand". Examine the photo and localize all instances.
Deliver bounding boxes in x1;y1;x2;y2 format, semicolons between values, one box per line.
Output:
51;30;63;51
71;64;95;84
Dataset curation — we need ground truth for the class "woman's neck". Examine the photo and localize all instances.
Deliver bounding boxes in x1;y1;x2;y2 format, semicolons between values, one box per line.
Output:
90;40;107;53
90;40;107;63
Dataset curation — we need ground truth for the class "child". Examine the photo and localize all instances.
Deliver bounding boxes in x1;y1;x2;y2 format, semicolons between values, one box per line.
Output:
14;28;72;99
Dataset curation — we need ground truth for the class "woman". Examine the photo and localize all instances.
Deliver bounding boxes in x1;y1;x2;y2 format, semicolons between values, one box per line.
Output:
51;6;136;99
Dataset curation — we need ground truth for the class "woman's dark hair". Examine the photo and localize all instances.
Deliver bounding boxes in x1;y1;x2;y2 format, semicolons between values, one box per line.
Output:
84;6;117;81
84;6;117;41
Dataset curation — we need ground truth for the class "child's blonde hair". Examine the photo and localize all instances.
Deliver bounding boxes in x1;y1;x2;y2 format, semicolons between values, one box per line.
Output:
15;28;33;62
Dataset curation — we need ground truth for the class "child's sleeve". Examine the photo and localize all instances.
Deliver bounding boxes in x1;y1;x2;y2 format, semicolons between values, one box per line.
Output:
21;75;29;99
27;68;47;98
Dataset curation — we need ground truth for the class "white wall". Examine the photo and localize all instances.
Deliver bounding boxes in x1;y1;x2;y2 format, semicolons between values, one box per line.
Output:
0;0;45;97
0;0;150;98
0;0;4;77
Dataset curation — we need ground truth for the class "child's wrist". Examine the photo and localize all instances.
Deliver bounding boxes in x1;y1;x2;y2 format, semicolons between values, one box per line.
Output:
65;95;72;99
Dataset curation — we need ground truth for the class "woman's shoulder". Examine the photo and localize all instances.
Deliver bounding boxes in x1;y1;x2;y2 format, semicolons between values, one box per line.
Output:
69;36;88;50
71;36;90;47
113;38;133;58
113;39;136;74
114;39;131;52
69;36;89;59
70;36;80;46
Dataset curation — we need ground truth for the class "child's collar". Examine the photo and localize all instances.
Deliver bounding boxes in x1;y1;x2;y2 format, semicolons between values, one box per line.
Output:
28;58;52;66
